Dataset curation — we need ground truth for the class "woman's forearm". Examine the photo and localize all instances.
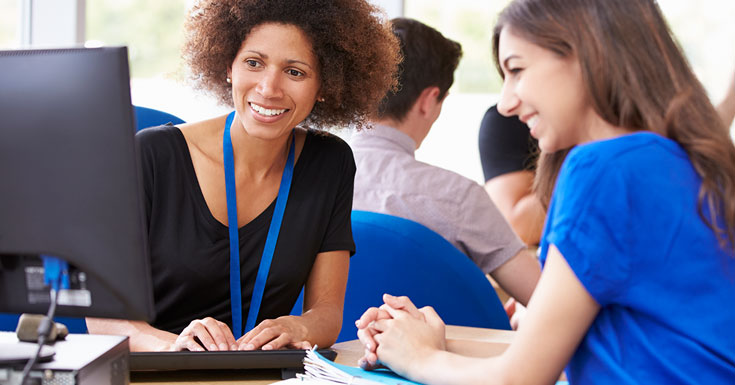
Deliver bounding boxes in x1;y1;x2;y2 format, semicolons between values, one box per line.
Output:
298;301;344;347
408;348;508;385
86;317;177;352
299;250;350;347
508;193;546;246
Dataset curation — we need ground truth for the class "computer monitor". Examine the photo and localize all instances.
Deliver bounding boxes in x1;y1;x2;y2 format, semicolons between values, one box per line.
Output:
0;47;155;322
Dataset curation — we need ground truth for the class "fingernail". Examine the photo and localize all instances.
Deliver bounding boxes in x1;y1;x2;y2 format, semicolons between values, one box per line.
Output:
355;320;360;326
231;344;238;350
209;344;217;351
245;343;255;350
219;343;228;350
366;343;372;351
262;344;272;350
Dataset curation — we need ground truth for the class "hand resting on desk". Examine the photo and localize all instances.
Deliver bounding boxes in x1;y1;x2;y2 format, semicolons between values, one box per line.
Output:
355;294;446;372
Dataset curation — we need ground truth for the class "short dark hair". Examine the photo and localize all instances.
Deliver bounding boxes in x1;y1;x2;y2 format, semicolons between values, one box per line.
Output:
182;0;400;129
377;18;463;122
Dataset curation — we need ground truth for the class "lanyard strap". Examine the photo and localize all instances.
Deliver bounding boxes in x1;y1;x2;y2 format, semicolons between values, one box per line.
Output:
223;111;295;338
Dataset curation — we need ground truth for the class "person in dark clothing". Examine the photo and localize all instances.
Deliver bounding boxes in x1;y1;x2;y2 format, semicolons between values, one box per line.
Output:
87;0;400;352
478;105;545;245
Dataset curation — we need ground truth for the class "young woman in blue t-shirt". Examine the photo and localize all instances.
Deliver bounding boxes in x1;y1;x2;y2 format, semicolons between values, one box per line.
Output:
354;0;735;383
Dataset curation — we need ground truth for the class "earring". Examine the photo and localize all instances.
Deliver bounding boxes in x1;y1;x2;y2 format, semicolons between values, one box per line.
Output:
226;77;232;84
317;97;325;102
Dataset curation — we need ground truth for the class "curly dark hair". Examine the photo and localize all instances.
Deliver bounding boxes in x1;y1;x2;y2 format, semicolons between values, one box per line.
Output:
182;0;400;129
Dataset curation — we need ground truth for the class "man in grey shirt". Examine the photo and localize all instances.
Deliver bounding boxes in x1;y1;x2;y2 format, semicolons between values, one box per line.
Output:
350;18;540;308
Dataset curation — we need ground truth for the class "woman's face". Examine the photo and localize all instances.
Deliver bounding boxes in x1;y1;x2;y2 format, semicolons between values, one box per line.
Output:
228;22;321;140
496;27;595;153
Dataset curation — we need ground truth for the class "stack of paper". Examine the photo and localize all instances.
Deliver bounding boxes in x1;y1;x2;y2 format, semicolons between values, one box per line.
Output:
295;348;422;385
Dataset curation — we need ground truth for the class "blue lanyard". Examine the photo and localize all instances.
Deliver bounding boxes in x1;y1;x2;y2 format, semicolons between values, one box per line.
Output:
223;111;295;338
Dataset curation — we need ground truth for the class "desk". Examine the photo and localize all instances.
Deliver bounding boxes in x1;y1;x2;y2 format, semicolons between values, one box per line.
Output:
130;325;514;385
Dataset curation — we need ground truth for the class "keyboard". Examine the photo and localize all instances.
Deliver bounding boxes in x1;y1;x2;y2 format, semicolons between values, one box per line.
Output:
129;348;337;372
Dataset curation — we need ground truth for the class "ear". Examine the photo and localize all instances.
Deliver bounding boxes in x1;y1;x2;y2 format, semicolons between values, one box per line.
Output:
417;86;442;118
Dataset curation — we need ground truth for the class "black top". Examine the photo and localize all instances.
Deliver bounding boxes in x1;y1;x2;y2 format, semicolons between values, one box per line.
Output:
478;105;539;182
136;125;356;334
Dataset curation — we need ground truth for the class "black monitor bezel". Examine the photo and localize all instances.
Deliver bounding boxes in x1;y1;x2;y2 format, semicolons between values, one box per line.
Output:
0;47;155;322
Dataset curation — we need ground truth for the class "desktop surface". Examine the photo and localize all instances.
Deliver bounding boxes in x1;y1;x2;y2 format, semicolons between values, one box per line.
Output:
129;325;515;385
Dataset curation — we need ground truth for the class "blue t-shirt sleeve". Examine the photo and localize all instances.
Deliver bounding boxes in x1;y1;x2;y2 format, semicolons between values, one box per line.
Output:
543;148;632;306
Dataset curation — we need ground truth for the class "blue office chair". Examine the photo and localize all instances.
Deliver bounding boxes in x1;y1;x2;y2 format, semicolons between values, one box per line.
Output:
0;313;87;333
292;211;511;342
134;105;185;131
0;313;20;332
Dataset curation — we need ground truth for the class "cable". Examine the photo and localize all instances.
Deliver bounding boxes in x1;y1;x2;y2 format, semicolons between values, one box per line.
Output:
19;286;60;385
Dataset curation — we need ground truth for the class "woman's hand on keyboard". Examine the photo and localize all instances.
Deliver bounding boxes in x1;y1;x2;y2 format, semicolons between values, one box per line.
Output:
236;315;311;351
174;317;238;351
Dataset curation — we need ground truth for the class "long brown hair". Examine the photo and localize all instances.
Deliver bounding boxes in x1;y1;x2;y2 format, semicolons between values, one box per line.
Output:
492;0;735;252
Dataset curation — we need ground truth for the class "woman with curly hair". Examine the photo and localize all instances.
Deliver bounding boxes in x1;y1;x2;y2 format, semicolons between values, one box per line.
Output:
88;0;399;352
355;0;735;383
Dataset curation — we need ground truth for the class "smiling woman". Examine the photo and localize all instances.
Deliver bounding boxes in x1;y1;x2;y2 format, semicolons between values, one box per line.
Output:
353;0;735;383
183;0;399;130
86;0;400;353
227;23;322;141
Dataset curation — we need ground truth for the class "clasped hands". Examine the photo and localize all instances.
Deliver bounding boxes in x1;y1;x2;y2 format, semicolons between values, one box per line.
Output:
355;294;447;377
172;315;312;351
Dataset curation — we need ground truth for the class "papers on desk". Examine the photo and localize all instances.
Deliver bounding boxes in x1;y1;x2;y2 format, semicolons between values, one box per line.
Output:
292;349;422;385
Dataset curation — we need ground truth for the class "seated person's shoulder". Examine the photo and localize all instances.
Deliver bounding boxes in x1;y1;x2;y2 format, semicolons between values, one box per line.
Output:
304;128;354;159
567;131;676;171
479;105;538;181
135;122;184;153
135;121;180;139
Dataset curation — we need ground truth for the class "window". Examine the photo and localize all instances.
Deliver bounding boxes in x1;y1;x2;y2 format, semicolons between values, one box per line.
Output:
10;0;731;169
0;0;20;49
85;0;228;122
404;0;512;183
404;0;734;183
658;0;735;108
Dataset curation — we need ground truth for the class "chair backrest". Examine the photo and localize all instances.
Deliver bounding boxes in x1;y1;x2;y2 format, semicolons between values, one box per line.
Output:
336;211;511;341
303;211;510;342
134;105;185;131
0;313;87;333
